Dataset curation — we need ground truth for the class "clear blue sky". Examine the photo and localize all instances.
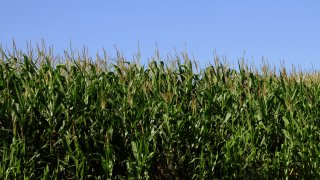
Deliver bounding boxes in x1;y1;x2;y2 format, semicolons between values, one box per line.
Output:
1;1;320;70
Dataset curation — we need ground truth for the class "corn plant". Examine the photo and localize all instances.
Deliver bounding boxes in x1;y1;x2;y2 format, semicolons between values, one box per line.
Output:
1;44;320;179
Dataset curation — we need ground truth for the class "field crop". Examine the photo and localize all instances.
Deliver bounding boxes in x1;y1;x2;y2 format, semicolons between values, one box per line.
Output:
1;45;320;179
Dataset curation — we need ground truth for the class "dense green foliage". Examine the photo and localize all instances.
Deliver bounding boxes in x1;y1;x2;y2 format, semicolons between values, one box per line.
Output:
1;46;320;179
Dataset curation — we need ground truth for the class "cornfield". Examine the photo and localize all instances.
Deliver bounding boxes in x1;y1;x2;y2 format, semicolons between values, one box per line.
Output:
1;45;320;179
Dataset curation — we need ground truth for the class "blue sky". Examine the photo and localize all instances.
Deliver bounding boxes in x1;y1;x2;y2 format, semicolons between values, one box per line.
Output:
1;1;320;70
